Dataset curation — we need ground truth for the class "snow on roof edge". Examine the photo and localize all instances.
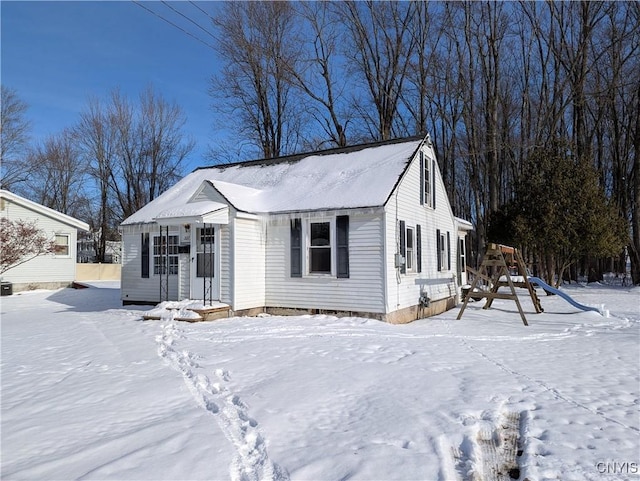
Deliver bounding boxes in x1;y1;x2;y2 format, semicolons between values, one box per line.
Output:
0;189;90;231
193;135;426;173
121;136;427;225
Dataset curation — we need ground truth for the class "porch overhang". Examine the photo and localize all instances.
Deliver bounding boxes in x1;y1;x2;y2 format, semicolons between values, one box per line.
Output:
153;201;229;226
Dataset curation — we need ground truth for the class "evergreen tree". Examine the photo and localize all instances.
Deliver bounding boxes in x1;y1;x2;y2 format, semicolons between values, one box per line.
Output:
489;141;627;286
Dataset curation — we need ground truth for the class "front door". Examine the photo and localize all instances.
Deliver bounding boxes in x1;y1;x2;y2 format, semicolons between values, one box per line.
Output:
190;225;219;302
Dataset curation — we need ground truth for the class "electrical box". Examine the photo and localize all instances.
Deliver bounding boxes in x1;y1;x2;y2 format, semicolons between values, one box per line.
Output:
394;254;405;268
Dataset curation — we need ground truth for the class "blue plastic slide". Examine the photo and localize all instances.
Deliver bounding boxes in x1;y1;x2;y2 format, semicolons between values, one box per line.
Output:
528;276;602;314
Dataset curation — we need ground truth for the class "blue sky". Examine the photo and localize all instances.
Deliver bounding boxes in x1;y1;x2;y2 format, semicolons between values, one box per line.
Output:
1;1;222;172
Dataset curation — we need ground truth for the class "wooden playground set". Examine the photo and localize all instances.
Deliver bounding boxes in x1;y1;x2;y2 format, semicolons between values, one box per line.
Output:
456;243;605;325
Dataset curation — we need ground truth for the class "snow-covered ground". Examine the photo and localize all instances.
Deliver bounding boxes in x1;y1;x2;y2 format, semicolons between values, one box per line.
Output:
1;282;638;480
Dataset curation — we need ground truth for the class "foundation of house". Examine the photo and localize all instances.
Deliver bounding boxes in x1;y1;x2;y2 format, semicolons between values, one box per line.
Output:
139;295;459;324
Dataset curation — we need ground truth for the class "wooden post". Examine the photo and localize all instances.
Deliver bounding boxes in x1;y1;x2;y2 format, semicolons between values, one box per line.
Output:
457;243;534;326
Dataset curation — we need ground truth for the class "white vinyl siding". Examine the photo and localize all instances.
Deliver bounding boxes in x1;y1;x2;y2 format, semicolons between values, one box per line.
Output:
0;199;80;286
266;212;385;313
218;224;231;305
121;225;180;303
233;217;266;311
384;146;458;313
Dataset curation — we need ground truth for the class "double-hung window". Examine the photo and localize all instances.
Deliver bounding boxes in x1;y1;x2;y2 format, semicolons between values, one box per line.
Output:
436;229;451;272
399;222;421;274
290;216;349;278
54;234;70;257
153;235;179;275
309;221;332;274
419;151;436;208
406;227;414;271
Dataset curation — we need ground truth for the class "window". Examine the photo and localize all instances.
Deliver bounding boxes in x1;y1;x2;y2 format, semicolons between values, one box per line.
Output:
457;237;466;285
196;227;215;278
420;152;432;207
400;222;421;274
419;152;436;208
310;222;331;273
54;234;69;256
290;216;349;278
153;235;179;275
436;229;450;272
406;227;414;271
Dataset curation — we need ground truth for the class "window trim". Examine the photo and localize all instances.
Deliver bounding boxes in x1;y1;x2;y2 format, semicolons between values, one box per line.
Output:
307;219;334;276
420;151;433;208
437;230;450;272
290;216;350;278
457;236;466;284
153;234;179;276
406;226;415;272
195;226;215;278
54;233;70;258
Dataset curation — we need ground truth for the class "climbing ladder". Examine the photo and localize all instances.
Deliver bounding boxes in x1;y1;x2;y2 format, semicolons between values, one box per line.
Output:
457;243;542;326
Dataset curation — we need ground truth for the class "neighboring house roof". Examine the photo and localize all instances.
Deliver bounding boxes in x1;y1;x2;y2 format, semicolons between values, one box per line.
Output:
455;217;474;231
0;190;90;231
122;136;425;225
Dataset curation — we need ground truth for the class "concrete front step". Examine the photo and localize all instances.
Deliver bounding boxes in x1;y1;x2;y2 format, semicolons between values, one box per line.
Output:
142;301;231;322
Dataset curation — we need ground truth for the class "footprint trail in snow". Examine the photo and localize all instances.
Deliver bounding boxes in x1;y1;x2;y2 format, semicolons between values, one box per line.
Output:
156;312;289;481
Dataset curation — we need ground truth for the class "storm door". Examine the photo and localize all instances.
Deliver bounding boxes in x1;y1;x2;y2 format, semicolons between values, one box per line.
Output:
191;225;219;303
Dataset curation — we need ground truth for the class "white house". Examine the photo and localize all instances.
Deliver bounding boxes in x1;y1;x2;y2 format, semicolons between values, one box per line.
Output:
120;135;472;323
0;190;90;292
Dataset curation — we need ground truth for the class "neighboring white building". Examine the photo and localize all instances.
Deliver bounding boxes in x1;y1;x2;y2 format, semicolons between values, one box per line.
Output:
0;190;89;292
120;135;473;323
77;233;122;264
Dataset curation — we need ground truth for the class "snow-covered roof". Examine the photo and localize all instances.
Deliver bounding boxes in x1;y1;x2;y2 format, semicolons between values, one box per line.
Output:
0;190;90;231
122;137;425;225
455;217;474;231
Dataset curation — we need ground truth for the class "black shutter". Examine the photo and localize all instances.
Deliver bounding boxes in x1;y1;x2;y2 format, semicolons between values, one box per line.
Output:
432;159;437;209
419;152;425;206
141;233;149;278
290;219;302;277
447;231;451;270
416;224;422;273
399;220;406;274
436;229;441;271
336;215;349;278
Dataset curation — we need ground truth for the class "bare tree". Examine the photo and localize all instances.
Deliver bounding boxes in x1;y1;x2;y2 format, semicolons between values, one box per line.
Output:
75;96;118;263
337;1;417;141
0;218;56;275
210;1;303;158
287;2;351;149
21;129;89;218
76;87;193;260
109;87;193;219
0;86;31;190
